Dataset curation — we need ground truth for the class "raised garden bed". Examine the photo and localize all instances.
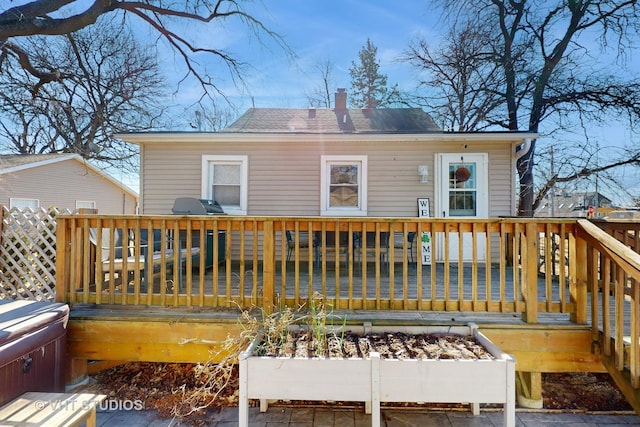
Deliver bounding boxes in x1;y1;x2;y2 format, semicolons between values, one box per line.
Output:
238;323;515;427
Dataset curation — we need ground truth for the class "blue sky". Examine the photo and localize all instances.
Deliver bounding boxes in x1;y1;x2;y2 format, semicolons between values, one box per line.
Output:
161;1;440;113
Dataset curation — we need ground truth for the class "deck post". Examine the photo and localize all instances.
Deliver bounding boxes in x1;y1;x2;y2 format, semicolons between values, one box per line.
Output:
55;216;70;303
571;232;588;324
516;371;543;409
262;220;275;314
522;222;538;323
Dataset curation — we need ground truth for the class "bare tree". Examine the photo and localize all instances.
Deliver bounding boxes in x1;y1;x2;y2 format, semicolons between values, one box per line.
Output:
403;23;504;131
0;1;288;101
0;19;165;170
534;142;640;212
187;104;238;131
305;59;335;108
407;0;640;215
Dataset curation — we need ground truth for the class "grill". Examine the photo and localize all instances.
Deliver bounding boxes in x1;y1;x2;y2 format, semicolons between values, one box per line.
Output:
172;197;225;215
171;197;226;268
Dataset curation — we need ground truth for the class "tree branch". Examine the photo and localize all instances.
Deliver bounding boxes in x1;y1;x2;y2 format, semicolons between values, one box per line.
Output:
533;153;640;210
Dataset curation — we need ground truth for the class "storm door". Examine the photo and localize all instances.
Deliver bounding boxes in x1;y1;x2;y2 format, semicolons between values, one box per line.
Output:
436;153;488;261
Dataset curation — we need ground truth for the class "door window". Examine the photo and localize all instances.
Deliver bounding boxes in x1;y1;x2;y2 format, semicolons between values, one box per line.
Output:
448;161;477;216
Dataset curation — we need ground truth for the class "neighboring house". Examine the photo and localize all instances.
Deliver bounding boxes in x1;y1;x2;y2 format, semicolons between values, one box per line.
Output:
119;89;536;221
0;154;138;214
535;191;614;218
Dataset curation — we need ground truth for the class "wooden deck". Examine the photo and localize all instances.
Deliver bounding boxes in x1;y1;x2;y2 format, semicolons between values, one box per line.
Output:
114;261;566;310
78;259;634;338
56;215;640;413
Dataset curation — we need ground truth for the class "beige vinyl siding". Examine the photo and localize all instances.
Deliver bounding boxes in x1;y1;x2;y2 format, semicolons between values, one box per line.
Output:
140;136;515;218
487;146;516;217
134;133;520;262
0;159;137;214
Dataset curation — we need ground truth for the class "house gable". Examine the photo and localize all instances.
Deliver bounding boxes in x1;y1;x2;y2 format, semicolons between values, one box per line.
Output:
0;154;138;214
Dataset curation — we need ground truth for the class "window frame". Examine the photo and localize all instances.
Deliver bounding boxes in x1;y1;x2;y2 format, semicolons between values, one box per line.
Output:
201;155;248;215
320;155;368;216
9;198;39;209
75;200;97;210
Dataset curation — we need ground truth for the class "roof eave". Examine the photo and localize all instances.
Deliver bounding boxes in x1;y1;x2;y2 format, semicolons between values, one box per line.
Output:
115;131;539;145
0;153;80;175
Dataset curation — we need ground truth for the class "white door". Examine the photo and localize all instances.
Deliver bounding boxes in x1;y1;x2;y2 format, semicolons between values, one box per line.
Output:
436;153;488;262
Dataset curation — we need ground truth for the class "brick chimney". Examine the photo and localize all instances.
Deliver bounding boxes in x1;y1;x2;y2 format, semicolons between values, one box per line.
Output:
335;88;347;110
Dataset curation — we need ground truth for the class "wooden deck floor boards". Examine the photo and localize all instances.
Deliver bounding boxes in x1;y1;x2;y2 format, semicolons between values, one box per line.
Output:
90;260;632;336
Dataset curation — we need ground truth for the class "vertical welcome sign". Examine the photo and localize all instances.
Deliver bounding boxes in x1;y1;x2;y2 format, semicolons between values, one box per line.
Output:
417;198;431;265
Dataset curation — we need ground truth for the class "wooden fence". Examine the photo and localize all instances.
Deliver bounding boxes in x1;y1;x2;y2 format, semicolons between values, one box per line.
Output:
0;206;71;301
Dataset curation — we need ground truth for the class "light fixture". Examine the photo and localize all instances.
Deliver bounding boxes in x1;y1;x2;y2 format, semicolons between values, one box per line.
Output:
418;165;429;183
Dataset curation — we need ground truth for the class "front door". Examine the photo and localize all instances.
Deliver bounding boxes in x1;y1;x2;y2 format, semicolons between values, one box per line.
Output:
436;153;488;262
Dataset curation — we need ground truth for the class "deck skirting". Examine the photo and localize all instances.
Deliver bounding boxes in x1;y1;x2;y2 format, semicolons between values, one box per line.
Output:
66;305;604;384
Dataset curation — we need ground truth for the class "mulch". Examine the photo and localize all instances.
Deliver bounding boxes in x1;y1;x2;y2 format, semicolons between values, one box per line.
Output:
542;372;633;411
83;362;633;425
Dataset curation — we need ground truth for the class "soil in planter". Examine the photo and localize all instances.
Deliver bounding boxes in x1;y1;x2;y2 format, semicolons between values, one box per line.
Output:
256;330;495;360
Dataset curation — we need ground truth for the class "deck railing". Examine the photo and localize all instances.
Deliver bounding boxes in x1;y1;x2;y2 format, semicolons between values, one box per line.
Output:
576;219;640;390
56;216;585;322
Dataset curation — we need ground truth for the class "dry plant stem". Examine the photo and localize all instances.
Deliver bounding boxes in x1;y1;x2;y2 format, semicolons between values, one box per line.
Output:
172;294;514;418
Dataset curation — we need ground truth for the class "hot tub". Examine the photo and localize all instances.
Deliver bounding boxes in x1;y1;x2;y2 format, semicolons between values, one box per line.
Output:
0;300;69;406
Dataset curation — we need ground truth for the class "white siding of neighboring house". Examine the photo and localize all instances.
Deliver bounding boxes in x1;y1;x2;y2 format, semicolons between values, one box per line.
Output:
0;158;137;214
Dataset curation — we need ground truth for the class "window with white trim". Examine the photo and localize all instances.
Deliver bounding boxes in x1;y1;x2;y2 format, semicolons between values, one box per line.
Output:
75;200;96;209
9;198;39;209
201;155;248;215
321;155;367;216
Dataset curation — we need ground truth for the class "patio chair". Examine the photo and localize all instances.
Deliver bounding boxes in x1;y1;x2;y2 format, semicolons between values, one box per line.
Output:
313;230;354;271
394;231;417;265
89;228;199;288
89;228;145;285
355;231;390;272
285;230;315;262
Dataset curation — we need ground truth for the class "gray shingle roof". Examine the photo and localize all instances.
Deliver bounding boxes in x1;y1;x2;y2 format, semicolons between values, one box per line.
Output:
222;108;441;133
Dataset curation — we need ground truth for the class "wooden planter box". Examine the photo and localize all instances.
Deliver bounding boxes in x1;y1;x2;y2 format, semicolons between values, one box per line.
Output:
239;323;515;427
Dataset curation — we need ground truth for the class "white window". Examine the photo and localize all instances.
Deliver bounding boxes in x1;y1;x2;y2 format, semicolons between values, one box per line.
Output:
76;200;96;209
201;155;248;215
10;198;39;209
321;155;367;216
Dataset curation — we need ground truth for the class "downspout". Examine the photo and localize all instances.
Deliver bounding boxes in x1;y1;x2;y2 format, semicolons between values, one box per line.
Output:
513;137;533;216
515;138;532;161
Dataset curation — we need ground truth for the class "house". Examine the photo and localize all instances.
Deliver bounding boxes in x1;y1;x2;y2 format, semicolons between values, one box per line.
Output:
119;89;535;218
117;89;536;261
0;154;138;214
535;191;615;218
